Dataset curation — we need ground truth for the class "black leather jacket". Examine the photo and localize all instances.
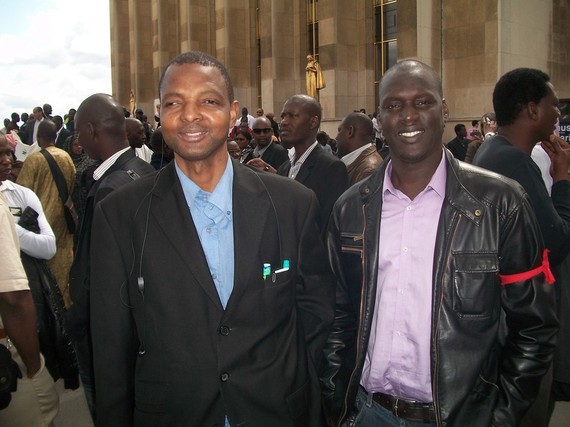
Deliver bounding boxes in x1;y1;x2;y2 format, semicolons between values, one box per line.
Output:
321;150;558;426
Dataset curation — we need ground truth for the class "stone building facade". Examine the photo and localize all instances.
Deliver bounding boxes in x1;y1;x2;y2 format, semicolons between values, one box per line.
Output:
110;0;570;139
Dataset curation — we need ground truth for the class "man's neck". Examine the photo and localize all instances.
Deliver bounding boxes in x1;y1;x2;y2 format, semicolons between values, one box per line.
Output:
496;126;536;155
390;150;443;200
293;138;316;161
175;151;228;193
39;142;54;149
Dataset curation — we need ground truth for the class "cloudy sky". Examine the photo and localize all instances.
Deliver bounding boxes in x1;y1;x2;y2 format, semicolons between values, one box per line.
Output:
0;0;112;120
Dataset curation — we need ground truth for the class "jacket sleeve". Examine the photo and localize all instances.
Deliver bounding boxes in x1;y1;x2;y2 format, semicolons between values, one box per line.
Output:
90;202;136;426
320;202;359;425
296;191;336;365
510;162;570;265
492;194;559;425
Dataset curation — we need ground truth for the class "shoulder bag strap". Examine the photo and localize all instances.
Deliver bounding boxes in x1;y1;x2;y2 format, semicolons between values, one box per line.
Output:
39;149;69;204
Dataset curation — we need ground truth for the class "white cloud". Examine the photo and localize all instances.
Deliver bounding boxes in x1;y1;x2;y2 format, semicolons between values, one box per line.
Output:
0;0;112;119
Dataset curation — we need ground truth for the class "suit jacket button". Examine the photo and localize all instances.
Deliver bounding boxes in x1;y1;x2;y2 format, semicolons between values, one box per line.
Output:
220;372;230;382
219;325;230;336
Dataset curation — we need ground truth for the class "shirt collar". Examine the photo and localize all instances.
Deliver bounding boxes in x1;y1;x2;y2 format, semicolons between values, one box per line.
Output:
253;141;272;157
175;154;234;216
341;143;373;166
291;141;319;167
93;146;131;181
383;148;447;201
0;180;16;193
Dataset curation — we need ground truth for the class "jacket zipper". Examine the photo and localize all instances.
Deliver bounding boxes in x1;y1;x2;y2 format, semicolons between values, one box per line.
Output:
338;203;368;426
433;214;461;426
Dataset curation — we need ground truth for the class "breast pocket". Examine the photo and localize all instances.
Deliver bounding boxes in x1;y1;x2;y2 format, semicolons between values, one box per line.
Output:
340;232;363;256
452;253;500;318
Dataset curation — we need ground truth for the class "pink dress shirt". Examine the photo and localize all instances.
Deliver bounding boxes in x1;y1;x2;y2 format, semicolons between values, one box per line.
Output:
361;150;447;403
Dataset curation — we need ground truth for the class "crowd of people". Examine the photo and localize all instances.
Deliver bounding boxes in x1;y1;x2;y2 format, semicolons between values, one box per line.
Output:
0;51;568;427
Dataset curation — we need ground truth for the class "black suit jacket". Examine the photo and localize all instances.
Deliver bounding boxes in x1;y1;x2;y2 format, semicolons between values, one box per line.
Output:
67;149;155;339
90;160;335;426
55;128;72;149
261;141;289;170
278;144;349;234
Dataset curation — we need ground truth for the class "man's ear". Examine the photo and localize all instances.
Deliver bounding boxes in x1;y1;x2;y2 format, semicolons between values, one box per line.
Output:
442;99;449;119
309;115;320;130
347;125;355;138
87;122;95;139
230;101;240;127
527;102;539;120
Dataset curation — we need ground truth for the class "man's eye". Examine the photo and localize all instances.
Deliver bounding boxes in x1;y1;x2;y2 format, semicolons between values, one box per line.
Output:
204;99;219;105
416;100;433;107
383;104;401;111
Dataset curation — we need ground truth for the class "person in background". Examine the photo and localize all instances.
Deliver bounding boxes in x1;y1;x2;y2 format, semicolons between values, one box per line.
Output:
473;68;570;427
335;112;383;185
0;164;59;426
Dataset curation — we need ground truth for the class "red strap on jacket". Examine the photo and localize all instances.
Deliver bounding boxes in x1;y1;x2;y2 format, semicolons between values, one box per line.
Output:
499;249;555;285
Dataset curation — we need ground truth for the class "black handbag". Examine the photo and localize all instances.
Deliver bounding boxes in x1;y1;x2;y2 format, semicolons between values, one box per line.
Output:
39;149;78;234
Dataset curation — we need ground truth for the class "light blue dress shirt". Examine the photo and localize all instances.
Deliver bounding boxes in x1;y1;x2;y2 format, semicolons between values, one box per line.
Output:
175;156;235;309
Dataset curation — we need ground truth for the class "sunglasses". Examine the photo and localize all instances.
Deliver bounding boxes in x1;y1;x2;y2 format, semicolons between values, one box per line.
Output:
252;128;272;135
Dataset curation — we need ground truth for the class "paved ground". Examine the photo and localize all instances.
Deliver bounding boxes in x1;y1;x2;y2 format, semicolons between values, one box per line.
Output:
52;378;570;427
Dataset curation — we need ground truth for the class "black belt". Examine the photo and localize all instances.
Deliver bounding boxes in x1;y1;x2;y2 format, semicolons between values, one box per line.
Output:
372;391;435;423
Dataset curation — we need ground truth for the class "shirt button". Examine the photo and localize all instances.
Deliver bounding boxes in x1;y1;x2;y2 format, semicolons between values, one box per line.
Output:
406;205;412;210
402;247;408;252
220;372;230;382
206;227;212;233
219;325;230;336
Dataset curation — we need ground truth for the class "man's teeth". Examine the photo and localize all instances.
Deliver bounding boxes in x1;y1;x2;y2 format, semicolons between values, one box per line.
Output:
400;130;423;137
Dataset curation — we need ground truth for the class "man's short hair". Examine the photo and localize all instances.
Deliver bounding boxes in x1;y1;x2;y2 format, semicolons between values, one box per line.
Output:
380;60;443;99
37;120;57;141
493;68;552;127
454;124;465;135
159;51;234;103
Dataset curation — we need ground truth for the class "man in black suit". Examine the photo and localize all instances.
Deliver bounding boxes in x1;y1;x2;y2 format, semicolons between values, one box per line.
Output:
65;93;155;421
249;95;349;234
53;115;72;149
249;116;289;169
90;51;335;426
278;94;348;233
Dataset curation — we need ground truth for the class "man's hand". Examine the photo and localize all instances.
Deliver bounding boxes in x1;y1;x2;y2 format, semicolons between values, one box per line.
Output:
540;134;570;182
247;158;277;174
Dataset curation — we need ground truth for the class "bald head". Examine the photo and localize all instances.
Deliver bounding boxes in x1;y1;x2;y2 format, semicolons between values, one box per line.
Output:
380;59;443;100
75;93;129;161
336;112;374;158
284;94;322;121
280;94;322;150
37;120;57;148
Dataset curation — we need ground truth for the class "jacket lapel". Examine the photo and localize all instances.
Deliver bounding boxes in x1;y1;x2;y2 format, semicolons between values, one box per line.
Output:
150;163;224;311
294;144;321;184
226;162;271;311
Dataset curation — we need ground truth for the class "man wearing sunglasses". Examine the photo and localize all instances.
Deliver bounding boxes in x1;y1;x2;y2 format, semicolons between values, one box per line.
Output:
250;117;289;170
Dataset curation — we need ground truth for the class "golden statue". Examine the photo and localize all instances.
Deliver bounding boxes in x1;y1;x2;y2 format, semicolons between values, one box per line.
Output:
306;54;325;99
129;90;136;116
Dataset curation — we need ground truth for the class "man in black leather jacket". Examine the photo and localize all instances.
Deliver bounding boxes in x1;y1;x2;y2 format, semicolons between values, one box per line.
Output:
321;60;558;427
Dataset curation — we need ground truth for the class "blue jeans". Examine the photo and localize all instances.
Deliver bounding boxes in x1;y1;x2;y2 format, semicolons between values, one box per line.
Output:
347;388;436;427
75;335;96;422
